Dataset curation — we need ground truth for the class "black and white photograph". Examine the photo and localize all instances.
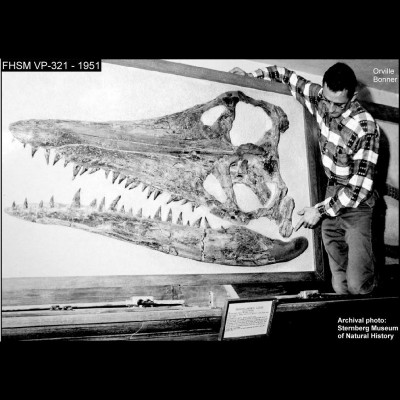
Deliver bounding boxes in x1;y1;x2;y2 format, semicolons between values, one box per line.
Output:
1;59;398;342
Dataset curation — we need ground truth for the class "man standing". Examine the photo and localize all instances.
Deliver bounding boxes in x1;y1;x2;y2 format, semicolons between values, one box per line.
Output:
230;62;380;295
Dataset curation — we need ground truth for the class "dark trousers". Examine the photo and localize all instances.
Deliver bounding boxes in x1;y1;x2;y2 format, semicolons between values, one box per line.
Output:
321;185;378;295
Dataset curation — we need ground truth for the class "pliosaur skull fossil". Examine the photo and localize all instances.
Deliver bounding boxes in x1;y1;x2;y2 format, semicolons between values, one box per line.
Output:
5;91;308;266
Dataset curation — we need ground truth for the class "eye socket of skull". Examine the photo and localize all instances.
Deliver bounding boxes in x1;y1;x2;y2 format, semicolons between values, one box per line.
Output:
229;102;273;146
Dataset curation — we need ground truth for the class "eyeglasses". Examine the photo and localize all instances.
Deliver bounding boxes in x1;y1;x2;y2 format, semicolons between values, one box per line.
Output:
319;93;349;110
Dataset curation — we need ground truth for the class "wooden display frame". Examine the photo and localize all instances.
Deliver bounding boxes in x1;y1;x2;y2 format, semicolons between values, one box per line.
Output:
3;59;398;321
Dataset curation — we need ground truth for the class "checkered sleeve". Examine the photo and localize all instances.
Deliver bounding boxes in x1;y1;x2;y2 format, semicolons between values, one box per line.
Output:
250;65;322;116
315;123;380;217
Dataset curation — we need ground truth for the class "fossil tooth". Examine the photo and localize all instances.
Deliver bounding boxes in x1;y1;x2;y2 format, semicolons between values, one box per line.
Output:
136;208;142;217
90;199;97;208
154;206;162;221
72;164;81;180
141;184;148;192
23;198;28;209
118;174;126;184
128;181;140;190
112;171;119;184
44;149;50;165
31;147;38;157
53;153;62;165
187;220;191;226
125;177;137;188
191;203;196;212
23;143;27;148
64;159;70;168
39;200;43;208
98;197;105;212
89;167;100;174
181;199;190;205
12;201;16;209
166;209;173;223
166;195;181;204
104;170;110;179
193;217;202;228
120;205;125;213
204;217;212;229
79;167;88;176
49;196;54;208
109;195;121;211
153;190;162;200
128;208;133;215
147;189;154;199
71;188;81;208
176;212;183;225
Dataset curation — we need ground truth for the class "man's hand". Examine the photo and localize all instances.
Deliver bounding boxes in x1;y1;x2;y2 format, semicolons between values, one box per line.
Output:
229;67;249;76
294;207;322;232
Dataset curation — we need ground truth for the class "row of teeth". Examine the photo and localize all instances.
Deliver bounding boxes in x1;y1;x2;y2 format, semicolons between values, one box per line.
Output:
13;143;216;228
11;190;212;228
27;143;200;211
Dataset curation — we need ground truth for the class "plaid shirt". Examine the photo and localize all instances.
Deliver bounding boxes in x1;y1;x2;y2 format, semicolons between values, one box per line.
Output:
250;66;380;217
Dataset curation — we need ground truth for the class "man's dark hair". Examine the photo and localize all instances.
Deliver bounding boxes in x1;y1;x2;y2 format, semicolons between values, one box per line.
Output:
323;62;358;99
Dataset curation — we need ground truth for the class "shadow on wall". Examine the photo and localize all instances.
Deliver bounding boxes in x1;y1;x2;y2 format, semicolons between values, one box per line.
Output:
375;126;399;267
355;84;399;268
357;82;374;103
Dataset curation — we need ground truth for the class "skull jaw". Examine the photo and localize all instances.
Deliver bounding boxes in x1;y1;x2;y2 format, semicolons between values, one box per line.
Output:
5;204;307;266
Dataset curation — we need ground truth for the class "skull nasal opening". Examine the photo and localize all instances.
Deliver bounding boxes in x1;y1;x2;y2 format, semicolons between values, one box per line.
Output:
200;105;227;127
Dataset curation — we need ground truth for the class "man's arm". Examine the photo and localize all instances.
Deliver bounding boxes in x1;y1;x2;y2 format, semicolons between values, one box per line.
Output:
230;65;322;116
231;65;324;232
294;125;380;229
